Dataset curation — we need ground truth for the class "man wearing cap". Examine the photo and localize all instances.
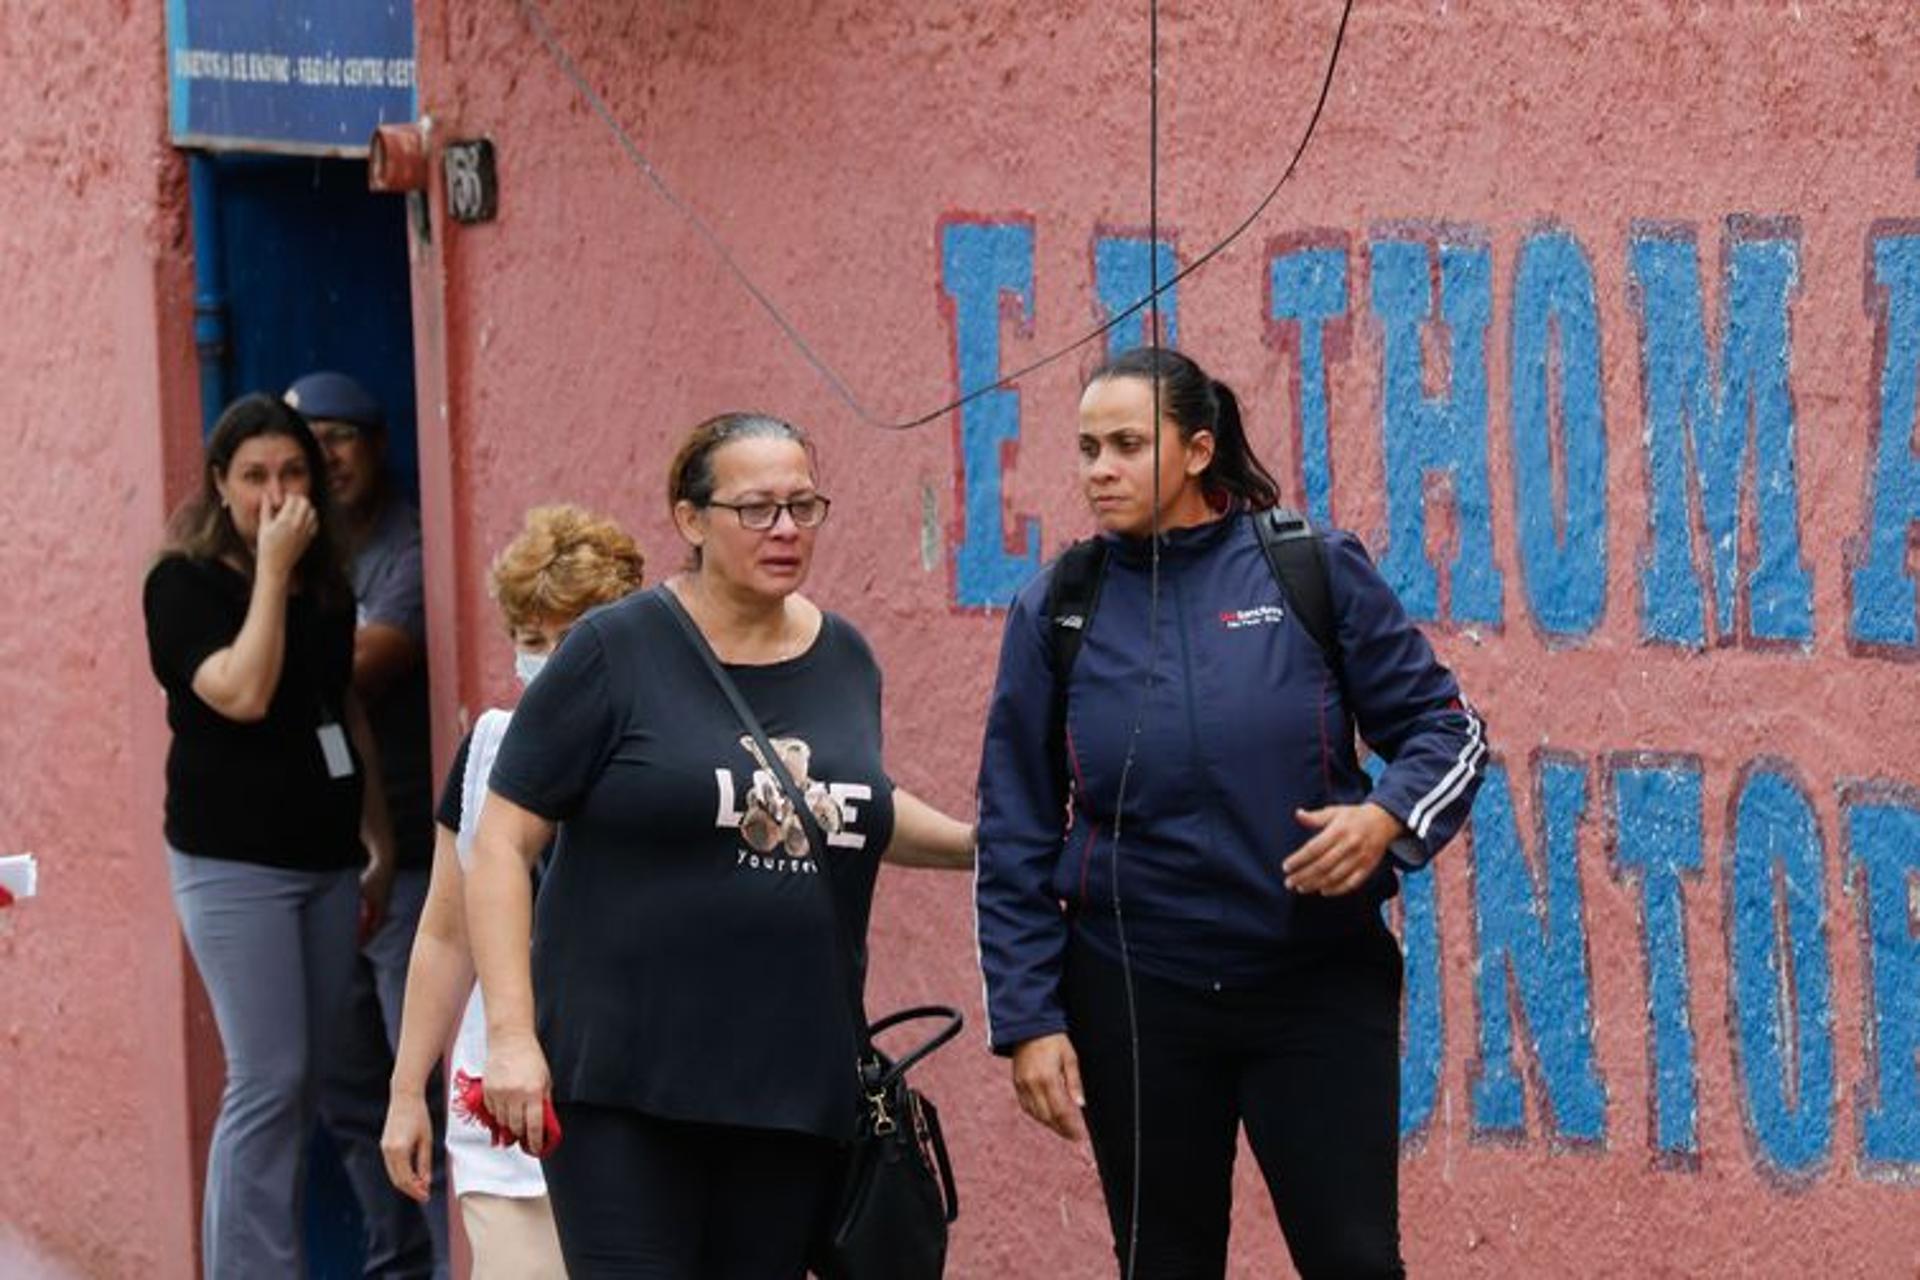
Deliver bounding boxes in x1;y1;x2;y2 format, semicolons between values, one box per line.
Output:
286;371;449;1279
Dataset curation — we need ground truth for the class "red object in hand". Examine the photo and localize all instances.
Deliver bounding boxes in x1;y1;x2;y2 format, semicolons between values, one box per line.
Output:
0;886;13;908
452;1070;564;1157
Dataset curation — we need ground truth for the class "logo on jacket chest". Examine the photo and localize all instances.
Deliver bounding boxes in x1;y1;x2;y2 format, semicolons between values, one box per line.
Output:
1219;604;1286;630
712;733;872;874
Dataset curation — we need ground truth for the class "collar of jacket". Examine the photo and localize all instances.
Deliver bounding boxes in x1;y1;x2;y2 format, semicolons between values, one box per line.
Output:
1100;505;1241;566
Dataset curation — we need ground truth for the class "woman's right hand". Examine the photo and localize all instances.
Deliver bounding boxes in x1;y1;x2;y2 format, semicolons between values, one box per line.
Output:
483;1031;554;1156
380;1089;435;1203
1011;1032;1086;1140
255;491;318;579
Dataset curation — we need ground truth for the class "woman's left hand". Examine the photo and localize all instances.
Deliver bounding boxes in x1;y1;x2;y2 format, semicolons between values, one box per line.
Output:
1282;802;1404;896
346;691;397;937
381;1088;435;1203
360;854;395;940
483;1032;554;1156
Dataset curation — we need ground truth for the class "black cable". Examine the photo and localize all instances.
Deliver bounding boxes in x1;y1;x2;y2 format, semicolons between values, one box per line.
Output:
1105;1;1159;1273
513;0;1356;431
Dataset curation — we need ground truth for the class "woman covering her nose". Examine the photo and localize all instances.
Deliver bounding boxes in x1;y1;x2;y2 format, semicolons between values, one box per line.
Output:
143;393;395;1276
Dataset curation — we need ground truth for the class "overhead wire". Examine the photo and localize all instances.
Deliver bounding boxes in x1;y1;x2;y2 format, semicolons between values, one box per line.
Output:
513;0;1355;431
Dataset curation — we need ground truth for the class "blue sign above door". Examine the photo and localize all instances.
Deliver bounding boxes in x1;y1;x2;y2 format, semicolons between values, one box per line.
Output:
166;1;417;155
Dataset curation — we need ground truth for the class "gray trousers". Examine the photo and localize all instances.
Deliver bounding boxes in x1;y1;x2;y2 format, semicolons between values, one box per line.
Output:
319;866;451;1278
170;850;361;1280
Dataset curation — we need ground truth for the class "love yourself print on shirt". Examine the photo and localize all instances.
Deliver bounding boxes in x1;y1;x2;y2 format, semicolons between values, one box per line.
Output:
712;734;873;874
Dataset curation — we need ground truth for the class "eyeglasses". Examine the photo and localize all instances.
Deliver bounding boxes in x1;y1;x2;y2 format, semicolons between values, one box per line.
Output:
705;495;833;530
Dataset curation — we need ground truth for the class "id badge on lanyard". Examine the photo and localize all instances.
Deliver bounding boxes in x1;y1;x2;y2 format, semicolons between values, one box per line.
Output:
316;687;354;780
317;722;355;779
305;624;355;779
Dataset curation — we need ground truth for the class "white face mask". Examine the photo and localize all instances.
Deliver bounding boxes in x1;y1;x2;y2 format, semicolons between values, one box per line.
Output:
514;651;549;686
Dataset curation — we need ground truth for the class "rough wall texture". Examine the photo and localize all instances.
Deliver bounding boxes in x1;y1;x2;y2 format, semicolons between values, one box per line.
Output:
414;2;1920;1275
0;1;204;1277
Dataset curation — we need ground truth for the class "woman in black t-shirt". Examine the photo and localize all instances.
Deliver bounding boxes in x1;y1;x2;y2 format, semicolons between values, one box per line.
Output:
142;394;395;1277
465;413;975;1278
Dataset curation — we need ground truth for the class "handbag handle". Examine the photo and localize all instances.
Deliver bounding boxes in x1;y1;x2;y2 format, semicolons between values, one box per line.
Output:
865;1005;964;1087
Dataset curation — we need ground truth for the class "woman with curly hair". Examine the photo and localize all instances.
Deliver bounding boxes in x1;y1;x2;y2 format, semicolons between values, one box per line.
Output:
381;504;645;1279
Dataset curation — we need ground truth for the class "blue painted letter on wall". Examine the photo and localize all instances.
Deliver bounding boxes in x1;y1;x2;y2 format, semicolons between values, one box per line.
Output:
1270;244;1349;525
941;221;1040;608
1469;757;1607;1143
1728;765;1833;1176
1846;790;1920;1169
1094;235;1178;356
1851;234;1920;650
1611;758;1704;1158
1398;862;1443;1142
1510;230;1608;638
1629;224;1813;647
1369;236;1503;625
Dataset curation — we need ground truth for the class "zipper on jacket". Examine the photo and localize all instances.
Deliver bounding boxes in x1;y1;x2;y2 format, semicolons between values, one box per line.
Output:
1170;569;1229;857
1066;724;1103;906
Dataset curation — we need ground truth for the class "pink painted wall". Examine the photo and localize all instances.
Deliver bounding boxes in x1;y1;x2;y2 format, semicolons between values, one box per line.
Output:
411;2;1920;1275
0;2;207;1277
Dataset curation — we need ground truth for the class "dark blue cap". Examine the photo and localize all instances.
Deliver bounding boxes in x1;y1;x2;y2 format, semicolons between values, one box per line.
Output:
284;371;385;430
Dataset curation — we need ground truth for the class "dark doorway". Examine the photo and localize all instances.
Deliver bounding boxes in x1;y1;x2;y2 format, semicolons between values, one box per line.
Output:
188;150;422;1279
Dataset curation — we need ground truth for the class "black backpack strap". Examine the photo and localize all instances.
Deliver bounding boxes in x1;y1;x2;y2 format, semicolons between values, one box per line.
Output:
1251;507;1342;685
1045;519;1342;769
1043;538;1110;787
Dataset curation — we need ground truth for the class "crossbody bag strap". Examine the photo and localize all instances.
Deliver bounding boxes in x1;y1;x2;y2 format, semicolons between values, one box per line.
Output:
656;589;870;1053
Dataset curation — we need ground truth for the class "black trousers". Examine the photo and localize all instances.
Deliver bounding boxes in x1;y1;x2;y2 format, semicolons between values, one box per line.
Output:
542;1102;840;1279
1064;925;1405;1280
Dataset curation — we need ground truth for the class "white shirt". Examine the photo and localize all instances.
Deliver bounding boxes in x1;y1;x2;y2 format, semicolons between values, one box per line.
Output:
445;708;547;1199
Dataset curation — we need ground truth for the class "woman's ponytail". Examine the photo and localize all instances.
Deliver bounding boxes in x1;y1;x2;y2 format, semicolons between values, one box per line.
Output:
1203;378;1279;509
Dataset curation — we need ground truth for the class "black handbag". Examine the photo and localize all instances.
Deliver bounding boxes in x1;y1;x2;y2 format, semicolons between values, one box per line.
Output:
660;590;962;1278
816;1005;962;1279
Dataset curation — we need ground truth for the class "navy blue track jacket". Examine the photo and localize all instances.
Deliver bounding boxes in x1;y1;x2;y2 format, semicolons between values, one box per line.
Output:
974;512;1487;1055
